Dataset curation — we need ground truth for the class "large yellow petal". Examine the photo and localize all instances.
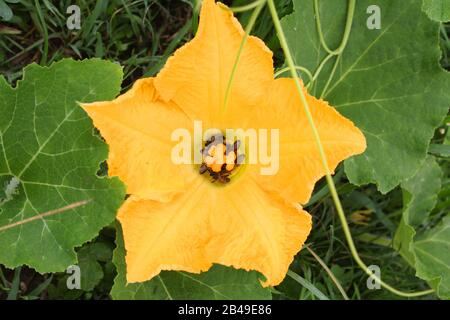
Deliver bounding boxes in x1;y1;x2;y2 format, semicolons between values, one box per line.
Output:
234;78;367;205
119;176;311;287
154;0;273;126
81;78;196;202
207;177;312;287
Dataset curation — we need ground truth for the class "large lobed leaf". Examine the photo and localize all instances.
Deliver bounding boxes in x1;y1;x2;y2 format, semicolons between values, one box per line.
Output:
282;0;450;193
111;224;272;300
0;59;125;273
393;156;449;299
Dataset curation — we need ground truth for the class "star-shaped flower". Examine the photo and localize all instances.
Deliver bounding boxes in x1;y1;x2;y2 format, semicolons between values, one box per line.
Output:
82;0;366;287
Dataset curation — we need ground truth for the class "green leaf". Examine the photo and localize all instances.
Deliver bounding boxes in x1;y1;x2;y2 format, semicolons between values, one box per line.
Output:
393;156;449;299
429;143;450;157
413;216;450;299
0;0;13;21
77;241;113;291
77;245;104;292
47;275;83;300
282;0;450;193
111;224;272;300
422;0;450;22
0;58;125;273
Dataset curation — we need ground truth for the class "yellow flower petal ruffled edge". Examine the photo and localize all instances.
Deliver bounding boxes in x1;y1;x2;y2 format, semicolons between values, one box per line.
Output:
117;176;312;287
80;0;366;288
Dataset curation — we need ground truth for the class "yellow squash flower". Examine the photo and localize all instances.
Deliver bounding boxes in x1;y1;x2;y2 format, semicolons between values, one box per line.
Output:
81;0;366;287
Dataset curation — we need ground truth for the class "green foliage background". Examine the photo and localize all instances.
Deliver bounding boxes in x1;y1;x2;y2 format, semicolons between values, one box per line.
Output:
0;0;449;300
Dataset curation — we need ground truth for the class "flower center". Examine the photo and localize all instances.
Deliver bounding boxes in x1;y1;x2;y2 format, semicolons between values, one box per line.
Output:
199;135;245;184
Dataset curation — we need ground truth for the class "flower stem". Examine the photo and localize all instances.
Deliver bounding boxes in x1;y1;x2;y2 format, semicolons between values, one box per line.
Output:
267;0;434;298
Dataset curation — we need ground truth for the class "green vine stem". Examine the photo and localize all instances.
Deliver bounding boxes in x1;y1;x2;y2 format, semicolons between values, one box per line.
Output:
221;0;266;116
314;0;355;55
229;0;267;13
275;66;313;83
309;53;334;92
310;0;355;96
191;0;202;34
267;0;434;298
320;54;341;98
